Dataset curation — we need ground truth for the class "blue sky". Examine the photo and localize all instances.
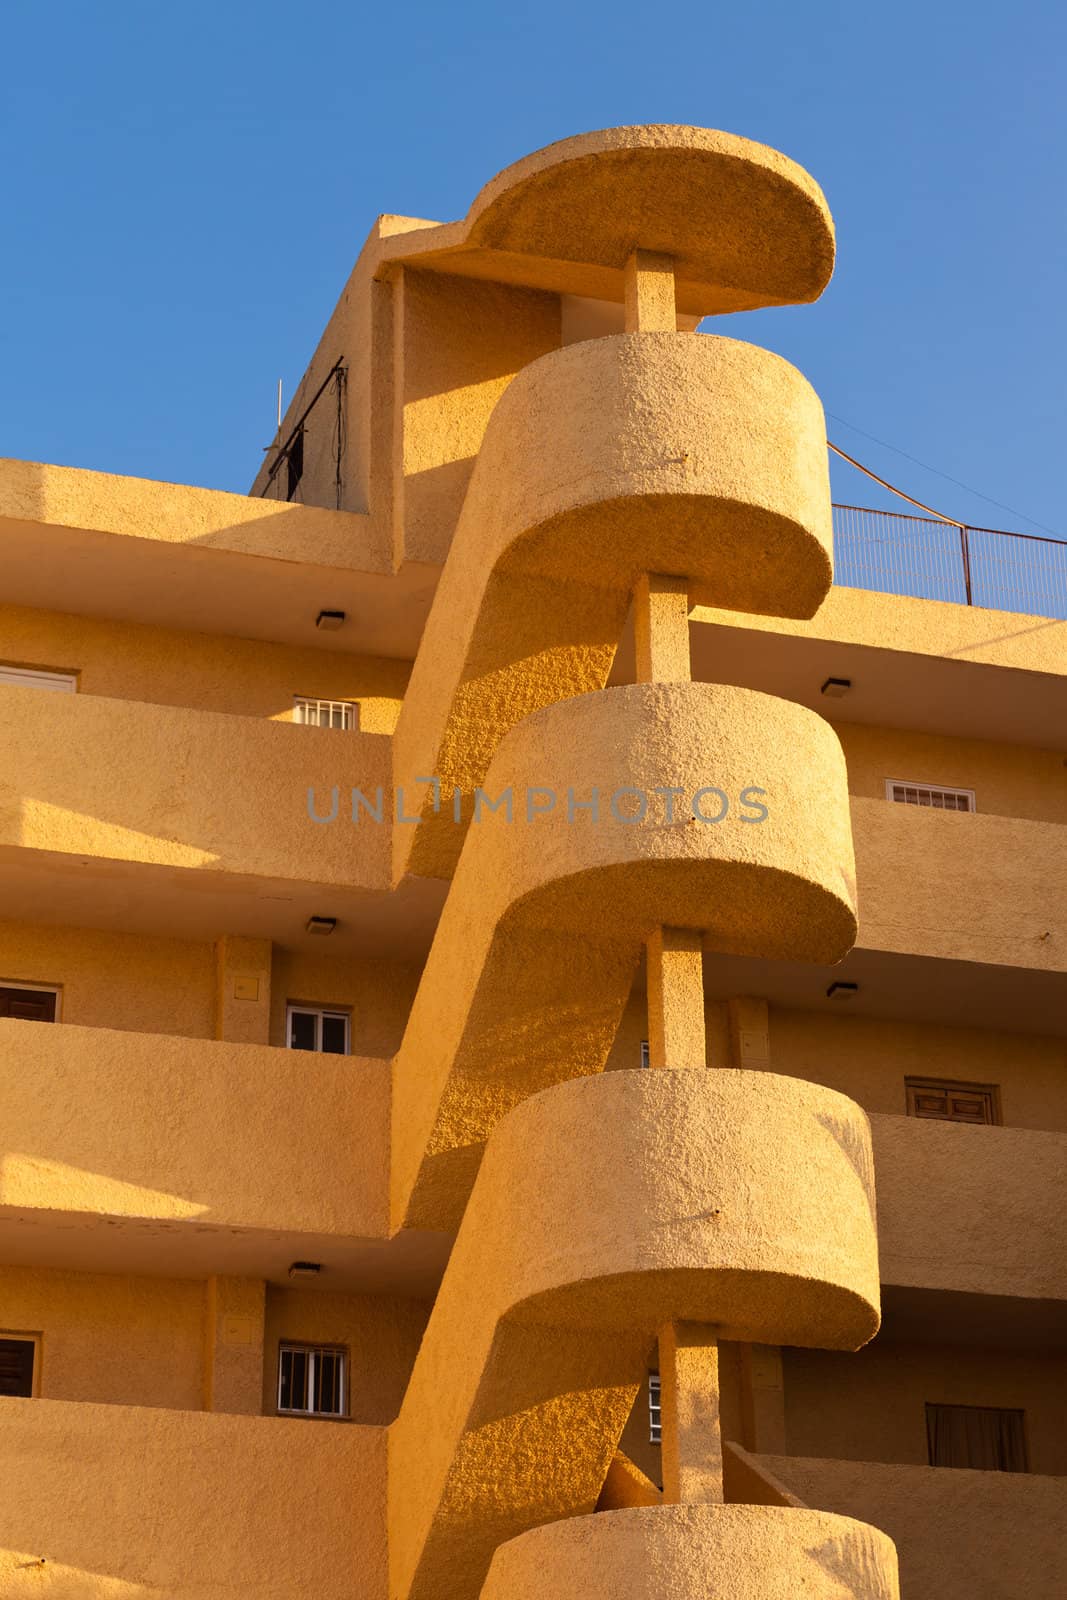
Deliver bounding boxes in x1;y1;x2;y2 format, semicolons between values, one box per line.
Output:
3;1;1065;536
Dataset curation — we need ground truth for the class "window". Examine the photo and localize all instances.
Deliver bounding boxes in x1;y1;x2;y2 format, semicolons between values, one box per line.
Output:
284;427;305;502
277;1343;346;1417
886;779;975;812
0;664;77;692
286;1004;350;1054
640;1039;650;1069
648;1373;661;1445
0;1337;37;1398
926;1404;1027;1471
293;696;358;731
0;985;58;1022
906;1077;1000;1125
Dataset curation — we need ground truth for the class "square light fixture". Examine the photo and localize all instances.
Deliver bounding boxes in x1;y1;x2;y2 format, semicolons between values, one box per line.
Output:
316;610;346;631
305;915;337;936
821;677;852;698
288;1261;322;1280
826;981;859;999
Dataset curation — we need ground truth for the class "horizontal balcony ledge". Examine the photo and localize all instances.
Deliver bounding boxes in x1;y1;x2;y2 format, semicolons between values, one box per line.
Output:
872;1113;1067;1304
757;1452;1067;1600
0;1395;381;1599
0;456;434;658
0;684;392;893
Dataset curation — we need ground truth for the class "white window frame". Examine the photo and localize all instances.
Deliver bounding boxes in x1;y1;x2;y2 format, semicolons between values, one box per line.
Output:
0;981;62;1022
277;1342;347;1418
648;1372;661;1445
293;695;358;731
885;779;976;813
285;1004;350;1054
0;664;77;693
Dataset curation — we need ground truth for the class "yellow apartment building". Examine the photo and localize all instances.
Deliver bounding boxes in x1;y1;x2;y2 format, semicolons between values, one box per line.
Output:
0;125;1064;1598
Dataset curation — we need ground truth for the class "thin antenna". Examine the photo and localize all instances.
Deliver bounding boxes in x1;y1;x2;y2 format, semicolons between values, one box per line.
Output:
276;379;283;431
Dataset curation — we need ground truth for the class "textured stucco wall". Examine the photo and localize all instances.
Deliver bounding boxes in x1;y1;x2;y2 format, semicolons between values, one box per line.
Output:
852;798;1065;971
0;602;409;730
0;684;391;889
768;1008;1067;1130
782;1340;1067;1474
263;1287;429;1424
0;1018;390;1237
764;1454;1067;1600
0;918;215;1036
0;1397;386;1599
270;948;421;1057
838;722;1067;826
872;1113;1067;1301
0;1265;202;1408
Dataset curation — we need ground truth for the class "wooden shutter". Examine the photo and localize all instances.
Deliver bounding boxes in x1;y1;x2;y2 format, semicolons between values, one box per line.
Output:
0;987;57;1022
905;1077;999;1125
0;1338;35;1397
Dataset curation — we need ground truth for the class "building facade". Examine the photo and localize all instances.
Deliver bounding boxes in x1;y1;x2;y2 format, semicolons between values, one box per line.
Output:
0;126;1064;1598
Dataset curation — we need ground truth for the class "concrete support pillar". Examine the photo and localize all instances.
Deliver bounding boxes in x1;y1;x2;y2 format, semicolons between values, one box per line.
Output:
202;1276;266;1415
727;996;770;1071
633;573;691;684
658;1320;723;1504
214;936;272;1045
646;927;706;1070
624;250;677;333
739;1342;787;1454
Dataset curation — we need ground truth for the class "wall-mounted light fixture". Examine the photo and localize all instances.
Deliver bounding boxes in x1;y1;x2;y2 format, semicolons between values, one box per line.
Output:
826;981;859;999
821;677;852;698
288;1261;322;1280
305;916;337;936
315;610;346;631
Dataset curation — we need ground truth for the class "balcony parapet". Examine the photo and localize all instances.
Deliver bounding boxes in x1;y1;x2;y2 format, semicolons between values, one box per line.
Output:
759;1453;1067;1600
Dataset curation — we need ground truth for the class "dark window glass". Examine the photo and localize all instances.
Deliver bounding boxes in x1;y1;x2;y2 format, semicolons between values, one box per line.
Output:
289;1011;317;1051
926;1404;1027;1471
0;987;56;1022
0;1338;35;1397
285;429;305;502
321;1014;348;1055
279;1346;308;1410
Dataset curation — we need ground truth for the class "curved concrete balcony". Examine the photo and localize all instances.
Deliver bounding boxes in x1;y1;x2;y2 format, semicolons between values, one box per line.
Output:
388;1067;881;1600
481;1505;899;1600
0;682;390;892
394;332;833;879
392;680;857;1231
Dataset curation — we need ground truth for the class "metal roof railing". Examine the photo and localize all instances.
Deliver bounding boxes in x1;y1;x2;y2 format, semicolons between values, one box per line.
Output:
831;504;1067;620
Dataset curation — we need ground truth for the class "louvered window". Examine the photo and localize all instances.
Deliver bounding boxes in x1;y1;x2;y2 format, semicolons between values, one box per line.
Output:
906;1077;1000;1124
0;986;58;1022
886;780;975;812
0;1338;36;1398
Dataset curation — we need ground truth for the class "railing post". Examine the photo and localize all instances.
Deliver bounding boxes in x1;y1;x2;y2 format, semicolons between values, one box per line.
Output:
960;523;974;606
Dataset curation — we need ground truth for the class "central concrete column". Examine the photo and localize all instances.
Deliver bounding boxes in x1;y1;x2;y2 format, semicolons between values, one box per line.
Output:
633;573;691;683
624;249;677;332
658;1320;724;1503
646;927;706;1070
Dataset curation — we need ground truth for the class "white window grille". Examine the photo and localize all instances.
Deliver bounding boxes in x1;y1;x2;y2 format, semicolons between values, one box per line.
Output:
648;1373;661;1444
293;695;358;730
277;1344;346;1417
286;1005;350;1055
0;665;77;692
885;780;975;812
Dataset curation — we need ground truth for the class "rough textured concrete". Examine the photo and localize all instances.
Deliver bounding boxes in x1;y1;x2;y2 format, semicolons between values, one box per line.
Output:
481;1505;899;1600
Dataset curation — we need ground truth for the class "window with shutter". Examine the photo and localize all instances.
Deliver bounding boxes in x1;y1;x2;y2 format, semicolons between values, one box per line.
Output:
0;986;58;1022
905;1077;1000;1124
885;779;975;812
0;1337;37;1398
926;1403;1027;1471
